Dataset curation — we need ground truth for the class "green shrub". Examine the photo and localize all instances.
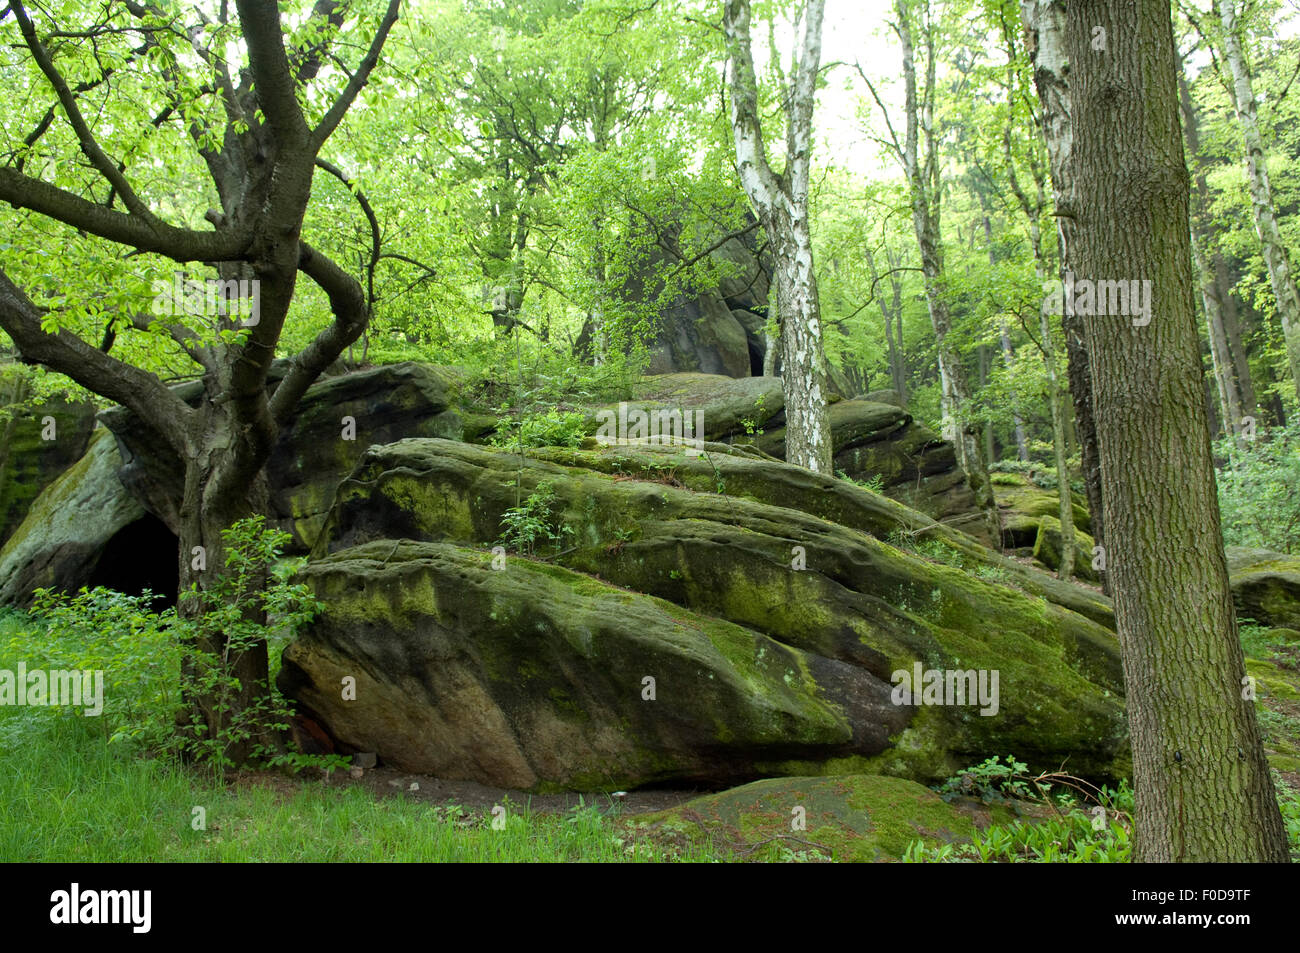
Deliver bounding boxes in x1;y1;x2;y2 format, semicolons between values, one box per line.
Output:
1276;773;1300;855
174;517;326;776
906;756;1135;863
9;517;336;779
837;469;884;494
936;755;1033;803
4;589;183;753
497;481;573;556
1217;421;1300;554
491;409;588;450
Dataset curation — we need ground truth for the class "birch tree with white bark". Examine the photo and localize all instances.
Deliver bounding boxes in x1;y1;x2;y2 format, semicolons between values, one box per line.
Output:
723;0;832;473
1216;0;1300;405
859;0;998;535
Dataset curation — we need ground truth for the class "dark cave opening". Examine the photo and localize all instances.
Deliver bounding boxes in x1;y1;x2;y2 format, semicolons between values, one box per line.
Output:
86;513;179;605
748;337;765;377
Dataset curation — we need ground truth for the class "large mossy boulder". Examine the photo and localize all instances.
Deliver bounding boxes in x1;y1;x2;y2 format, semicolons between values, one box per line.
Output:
619;373;785;441
98;361;470;550
0;363;475;605
992;473;1096;581
1032;516;1099;584
282;437;1130;790
279;540;903;790
595;373;995;545
0;430;146;605
1227;548;1300;629
0;393;96;547
632;774;985;862
262;362;470;547
993;472;1091;545
825;403;992;545
575;221;770;378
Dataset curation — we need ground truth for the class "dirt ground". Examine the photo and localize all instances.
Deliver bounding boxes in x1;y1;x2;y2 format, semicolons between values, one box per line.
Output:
234;762;707;817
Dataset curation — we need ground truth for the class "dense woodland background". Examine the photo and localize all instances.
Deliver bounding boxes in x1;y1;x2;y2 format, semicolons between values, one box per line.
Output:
4;0;1298;548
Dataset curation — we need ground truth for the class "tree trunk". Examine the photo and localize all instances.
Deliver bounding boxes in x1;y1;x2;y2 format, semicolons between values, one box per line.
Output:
978;344;997;464
1041;300;1075;583
870;244;910;404
998;320;1030;461
984;213;1030;460
1194;234;1244;438
1217;254;1258;420
172;395;282;768
895;0;997;535
1218;0;1300;405
1022;0;1106;584
1180;61;1247;439
885;247;909;404
774;224;834;472
1066;0;1289;862
998;85;1077;578
724;0;833;473
0;0;398;770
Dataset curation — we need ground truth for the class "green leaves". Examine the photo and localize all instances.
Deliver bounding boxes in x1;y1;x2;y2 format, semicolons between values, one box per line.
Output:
490;408;588;451
905;760;1137;863
497;480;574;557
1216;420;1300;553
15;587;184;754
16;517;326;781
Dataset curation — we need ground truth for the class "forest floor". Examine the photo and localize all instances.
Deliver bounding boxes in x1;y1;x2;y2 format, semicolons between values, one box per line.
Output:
232;764;703;817
1;611;1297;861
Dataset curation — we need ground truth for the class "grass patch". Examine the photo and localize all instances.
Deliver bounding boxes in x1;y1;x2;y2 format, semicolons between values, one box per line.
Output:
0;608;730;862
0;699;734;862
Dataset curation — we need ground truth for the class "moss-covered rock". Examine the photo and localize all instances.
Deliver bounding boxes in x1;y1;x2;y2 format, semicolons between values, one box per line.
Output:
632;774;978;862
296;437;1129;786
993;473;1092;540
1227;547;1300;630
334;439;1117;628
587;374;995;546
575;220;770;378
1032;516;1099;583
278;540;903;790
756;400;908;458
0;363;478;605
0;429;144;605
87;361;470;550
264;362;469;548
0;394;96;547
622;373;787;441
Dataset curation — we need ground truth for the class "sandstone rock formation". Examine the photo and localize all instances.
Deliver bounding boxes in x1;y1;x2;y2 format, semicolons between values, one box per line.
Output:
0;384;95;547
1227;547;1300;630
611;373;997;545
279;437;1131;790
576;223;771;378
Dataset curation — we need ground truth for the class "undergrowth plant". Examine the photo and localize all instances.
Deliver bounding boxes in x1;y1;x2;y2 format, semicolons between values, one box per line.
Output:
497;480;574;557
12;588;182;753
905;756;1136;863
12;518;342;782
490;408;588;451
176;517;332;780
1216;420;1300;554
838;469;885;494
